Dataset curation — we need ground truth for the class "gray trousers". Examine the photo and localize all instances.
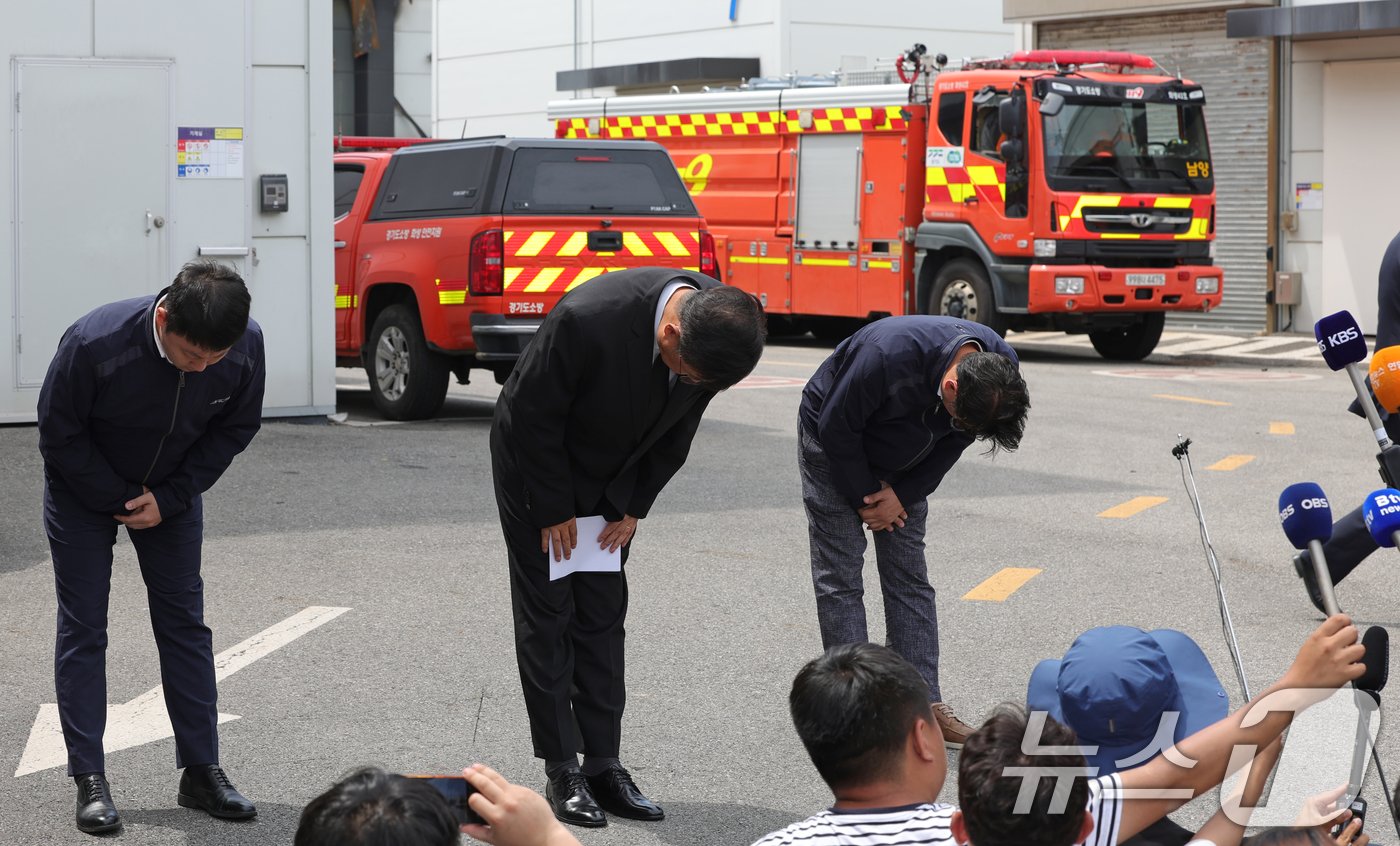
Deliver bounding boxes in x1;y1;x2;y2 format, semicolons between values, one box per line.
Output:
797;425;943;701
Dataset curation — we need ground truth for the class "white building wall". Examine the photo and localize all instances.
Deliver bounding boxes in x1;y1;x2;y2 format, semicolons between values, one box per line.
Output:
1279;34;1400;334
433;0;1015;138
1;0;334;421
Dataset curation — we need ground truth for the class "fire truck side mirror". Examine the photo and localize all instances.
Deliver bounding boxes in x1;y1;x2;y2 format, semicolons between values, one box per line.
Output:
1039;92;1065;118
999;139;1025;166
998;95;1026;140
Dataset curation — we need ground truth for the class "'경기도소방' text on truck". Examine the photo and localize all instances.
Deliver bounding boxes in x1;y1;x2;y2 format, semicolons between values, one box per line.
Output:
548;47;1221;360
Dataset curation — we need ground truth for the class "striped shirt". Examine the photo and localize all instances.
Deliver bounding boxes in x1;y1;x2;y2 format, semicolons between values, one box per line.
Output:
752;774;1124;846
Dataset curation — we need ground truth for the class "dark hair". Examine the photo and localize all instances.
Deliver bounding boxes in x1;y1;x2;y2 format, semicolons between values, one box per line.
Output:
959;704;1091;846
1245;828;1333;846
789;643;933;791
677;285;767;391
162;260;251;351
954;351;1029;454
294;767;460;846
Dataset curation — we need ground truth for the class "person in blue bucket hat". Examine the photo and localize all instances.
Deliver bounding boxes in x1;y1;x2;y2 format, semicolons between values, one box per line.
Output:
1028;626;1230;846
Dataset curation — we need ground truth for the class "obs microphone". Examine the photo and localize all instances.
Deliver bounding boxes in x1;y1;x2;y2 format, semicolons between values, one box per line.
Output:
1279;482;1342;615
1316;311;1390;450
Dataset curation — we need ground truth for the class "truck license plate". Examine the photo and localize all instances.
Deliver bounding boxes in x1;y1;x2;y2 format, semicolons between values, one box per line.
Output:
1127;273;1166;287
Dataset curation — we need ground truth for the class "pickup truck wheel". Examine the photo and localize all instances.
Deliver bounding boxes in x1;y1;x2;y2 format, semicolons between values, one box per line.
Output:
1089;312;1166;361
930;259;1007;336
367;304;450;420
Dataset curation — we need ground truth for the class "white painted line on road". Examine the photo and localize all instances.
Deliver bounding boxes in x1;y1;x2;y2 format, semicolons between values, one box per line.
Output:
15;606;351;777
1221;336;1313;355
1154;335;1244;354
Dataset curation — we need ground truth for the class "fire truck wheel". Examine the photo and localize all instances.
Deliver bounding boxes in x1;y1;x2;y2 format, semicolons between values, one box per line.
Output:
366;304;451;420
931;259;1007;336
1088;312;1166;361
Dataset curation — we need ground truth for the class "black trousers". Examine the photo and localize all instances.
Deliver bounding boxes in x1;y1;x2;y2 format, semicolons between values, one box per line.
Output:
45;484;217;776
491;448;630;762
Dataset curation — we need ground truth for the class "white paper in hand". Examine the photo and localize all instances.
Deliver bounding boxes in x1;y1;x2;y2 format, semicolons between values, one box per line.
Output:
549;515;623;581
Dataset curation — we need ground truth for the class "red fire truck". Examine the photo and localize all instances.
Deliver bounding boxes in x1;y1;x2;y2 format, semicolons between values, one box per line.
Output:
549;48;1221;359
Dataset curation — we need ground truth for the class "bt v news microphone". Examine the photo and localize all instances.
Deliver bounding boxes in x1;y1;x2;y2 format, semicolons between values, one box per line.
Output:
1316;311;1390;449
1279;482;1342;616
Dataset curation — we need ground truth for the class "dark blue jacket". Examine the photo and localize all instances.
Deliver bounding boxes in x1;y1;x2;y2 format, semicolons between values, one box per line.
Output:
799;316;1018;510
37;291;266;518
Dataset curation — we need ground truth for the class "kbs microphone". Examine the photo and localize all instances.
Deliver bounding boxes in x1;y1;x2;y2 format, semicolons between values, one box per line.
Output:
1316;311;1391;449
1279;482;1342;615
1370;346;1400;414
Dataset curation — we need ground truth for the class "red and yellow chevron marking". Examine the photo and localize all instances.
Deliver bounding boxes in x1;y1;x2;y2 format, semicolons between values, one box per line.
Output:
924;165;1006;204
503;229;699;260
500;264;703;295
334;283;358;309
1056;195;1213;241
555;106;908;139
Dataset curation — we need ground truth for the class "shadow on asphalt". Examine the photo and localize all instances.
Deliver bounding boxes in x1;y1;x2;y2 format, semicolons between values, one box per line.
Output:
625;801;805;846
334;388;496;425
113;802;302;844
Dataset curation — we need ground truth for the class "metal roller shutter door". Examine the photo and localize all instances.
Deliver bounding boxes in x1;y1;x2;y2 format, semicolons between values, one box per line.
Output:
1039;11;1270;332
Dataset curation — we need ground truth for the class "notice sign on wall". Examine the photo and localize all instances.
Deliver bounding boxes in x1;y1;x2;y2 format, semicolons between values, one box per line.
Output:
177;127;244;179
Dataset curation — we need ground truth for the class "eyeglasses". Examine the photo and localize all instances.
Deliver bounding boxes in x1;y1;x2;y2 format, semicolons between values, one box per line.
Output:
675;352;706;387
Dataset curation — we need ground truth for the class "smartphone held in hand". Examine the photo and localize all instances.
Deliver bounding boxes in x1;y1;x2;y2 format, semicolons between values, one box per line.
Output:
403;774;486;825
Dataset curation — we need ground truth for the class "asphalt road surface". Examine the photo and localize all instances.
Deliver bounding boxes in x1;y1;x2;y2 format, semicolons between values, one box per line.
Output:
2;337;1397;846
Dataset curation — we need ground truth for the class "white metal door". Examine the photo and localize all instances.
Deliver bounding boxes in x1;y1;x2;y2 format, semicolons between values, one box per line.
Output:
796;134;862;248
14;59;171;387
1321;60;1400;334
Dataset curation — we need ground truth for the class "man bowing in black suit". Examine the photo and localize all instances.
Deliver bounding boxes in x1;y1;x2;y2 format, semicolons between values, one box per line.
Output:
490;267;766;828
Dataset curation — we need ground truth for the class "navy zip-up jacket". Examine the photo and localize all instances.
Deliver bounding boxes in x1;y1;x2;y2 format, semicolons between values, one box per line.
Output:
799;316;1018;511
37;291;266;519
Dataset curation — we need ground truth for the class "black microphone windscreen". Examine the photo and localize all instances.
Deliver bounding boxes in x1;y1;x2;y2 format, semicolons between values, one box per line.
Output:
1359;625;1390;695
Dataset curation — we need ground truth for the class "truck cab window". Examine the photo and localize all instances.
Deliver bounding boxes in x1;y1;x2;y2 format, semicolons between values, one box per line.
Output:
936;92;966;146
334;167;364;219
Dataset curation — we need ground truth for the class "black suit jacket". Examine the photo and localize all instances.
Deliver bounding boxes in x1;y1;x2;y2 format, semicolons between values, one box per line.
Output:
491;267;722;527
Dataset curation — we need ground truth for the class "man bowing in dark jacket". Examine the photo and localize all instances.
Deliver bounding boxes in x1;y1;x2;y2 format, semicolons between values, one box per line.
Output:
490;267;765;828
37;260;265;834
797;316;1029;749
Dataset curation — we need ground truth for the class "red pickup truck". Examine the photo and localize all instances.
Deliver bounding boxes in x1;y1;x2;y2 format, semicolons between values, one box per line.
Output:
334;137;716;419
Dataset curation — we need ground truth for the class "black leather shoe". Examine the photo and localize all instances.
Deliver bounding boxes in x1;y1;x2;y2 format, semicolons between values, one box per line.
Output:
586;763;664;821
75;772;121;834
1294;551;1327;615
545;767;606;828
177;764;257;820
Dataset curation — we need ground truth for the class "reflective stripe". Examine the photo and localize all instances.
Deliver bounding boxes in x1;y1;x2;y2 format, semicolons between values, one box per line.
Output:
654;231;691;257
523;267;564;293
622;231;654;256
565;267;608;291
557;231;588;257
730;256;787;265
555;105;909;139
438;290;467;305
514;231;555;257
503;267;524;289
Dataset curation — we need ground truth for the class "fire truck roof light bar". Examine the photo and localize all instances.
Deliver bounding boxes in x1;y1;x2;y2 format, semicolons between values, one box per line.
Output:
964;50;1161;74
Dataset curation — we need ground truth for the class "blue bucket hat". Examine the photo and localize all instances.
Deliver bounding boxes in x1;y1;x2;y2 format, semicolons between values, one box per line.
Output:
1026;626;1229;776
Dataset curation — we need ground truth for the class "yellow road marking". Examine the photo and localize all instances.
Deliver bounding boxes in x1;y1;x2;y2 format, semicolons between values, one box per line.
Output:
1270;421;1296;435
1099;496;1168;518
1152;394;1231;406
963;567;1042;602
1208;454;1255;471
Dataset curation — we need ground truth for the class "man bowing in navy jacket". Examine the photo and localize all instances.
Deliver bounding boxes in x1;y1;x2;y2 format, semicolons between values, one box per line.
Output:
797;316;1029;749
37;260;265;834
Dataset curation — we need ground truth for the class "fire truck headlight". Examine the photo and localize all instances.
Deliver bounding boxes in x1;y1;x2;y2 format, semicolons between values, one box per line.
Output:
1196;276;1220;294
1054;276;1085;295
1034;239;1057;258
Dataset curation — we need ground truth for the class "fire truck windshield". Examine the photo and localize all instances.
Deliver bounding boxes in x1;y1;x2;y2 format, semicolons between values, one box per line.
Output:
1041;99;1212;195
